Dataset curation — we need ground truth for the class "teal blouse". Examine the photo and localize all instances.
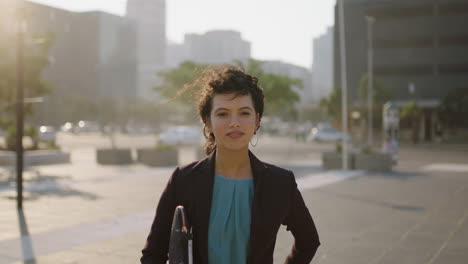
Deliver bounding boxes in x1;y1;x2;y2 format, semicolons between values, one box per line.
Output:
208;173;254;264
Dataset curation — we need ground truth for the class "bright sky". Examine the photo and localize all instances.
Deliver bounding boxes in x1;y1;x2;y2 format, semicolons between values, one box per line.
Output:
29;0;336;69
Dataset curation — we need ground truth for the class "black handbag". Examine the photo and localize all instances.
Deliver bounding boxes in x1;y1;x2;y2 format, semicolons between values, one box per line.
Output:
169;205;193;264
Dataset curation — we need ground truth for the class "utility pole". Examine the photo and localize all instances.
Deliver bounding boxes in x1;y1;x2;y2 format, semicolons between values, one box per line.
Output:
16;5;25;209
339;0;349;170
366;16;375;147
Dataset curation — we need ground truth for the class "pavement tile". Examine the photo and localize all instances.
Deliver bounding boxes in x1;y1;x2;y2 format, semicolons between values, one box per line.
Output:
376;246;434;264
2;142;468;263
431;251;468;264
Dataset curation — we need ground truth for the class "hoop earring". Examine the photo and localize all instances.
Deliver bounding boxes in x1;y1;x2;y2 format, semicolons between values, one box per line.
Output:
250;132;259;147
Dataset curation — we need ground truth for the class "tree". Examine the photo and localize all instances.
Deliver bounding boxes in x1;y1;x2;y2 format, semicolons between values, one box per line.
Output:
155;61;204;103
319;86;344;128
239;59;302;118
358;73;393;106
0;29;54;129
155;59;302;119
401;101;422;143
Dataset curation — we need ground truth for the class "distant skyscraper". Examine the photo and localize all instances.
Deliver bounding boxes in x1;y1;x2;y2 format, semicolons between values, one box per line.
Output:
184;30;251;65
4;1;138;126
312;26;334;100
126;0;166;100
0;0;16;35
166;41;189;69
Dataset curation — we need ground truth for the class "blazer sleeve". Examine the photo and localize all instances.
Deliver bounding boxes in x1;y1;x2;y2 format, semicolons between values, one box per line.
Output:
283;171;321;264
141;167;180;264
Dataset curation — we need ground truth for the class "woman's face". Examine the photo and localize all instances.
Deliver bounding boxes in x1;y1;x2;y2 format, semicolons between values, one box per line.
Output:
206;93;259;152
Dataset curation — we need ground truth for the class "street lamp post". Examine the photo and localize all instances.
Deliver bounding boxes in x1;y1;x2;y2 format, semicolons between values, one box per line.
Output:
16;13;25;209
366;16;375;147
339;0;349;170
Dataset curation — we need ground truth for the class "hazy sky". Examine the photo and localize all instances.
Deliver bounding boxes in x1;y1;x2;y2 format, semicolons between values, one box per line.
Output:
29;0;336;69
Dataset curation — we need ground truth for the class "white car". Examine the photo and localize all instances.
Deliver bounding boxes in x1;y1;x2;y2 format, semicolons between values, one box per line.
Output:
39;126;57;142
307;127;351;142
60;122;74;133
75;120;100;133
159;126;202;145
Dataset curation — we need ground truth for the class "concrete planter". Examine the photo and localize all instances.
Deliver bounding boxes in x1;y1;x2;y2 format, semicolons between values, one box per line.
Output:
355;153;393;172
322;152;355;170
0;150;70;166
136;148;178;167
96;148;133;165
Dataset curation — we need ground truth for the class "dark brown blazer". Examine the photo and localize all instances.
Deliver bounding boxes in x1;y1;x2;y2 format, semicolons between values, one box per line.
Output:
141;151;320;264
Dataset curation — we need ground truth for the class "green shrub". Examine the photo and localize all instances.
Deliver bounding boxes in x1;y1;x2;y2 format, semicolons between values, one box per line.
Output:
361;145;374;154
154;144;176;151
335;143;342;153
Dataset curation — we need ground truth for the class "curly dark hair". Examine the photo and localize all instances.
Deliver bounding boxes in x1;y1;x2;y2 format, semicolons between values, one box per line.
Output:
190;65;265;155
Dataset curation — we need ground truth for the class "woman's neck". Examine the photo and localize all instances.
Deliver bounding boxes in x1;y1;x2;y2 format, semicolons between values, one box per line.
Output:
215;147;252;179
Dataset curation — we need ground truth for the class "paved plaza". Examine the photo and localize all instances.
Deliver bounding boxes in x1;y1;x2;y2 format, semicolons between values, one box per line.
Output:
1;134;468;263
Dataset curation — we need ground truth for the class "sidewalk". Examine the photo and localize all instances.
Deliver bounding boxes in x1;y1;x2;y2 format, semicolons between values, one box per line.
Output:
1;147;468;263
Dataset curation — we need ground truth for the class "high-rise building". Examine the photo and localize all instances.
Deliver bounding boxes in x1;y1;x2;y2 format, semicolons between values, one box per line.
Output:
126;0;166;100
312;26;334;100
334;0;468;103
184;30;251;65
4;1;138;126
334;0;468;141
166;41;190;69
21;2;137;101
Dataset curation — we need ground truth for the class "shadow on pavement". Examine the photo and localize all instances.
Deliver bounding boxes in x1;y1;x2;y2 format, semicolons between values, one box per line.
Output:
17;209;37;264
1;173;100;201
316;189;425;212
1;174;70;186
281;164;323;178
368;170;427;180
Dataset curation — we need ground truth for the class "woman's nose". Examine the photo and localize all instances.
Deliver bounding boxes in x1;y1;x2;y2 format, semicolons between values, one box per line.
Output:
229;116;240;127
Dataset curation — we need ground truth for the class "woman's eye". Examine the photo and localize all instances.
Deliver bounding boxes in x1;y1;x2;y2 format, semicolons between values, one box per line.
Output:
241;112;251;116
217;113;227;117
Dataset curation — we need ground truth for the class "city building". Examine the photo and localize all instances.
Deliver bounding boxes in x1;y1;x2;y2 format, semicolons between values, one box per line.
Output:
126;0;166;100
183;30;251;65
312;26;334;100
22;2;138;100
334;0;468;141
166;41;189;69
3;1;139;126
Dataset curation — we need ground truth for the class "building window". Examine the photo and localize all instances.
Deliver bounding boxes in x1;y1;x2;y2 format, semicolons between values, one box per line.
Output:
374;37;433;49
439;64;468;74
367;5;432;20
49;10;55;21
64;23;70;33
440;3;468;15
439;35;468;47
375;65;432;75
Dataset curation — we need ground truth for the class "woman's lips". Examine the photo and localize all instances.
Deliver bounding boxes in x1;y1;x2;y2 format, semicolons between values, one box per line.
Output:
227;132;244;139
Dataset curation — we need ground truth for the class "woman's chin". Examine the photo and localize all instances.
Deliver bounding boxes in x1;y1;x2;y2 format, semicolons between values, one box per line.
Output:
218;143;249;152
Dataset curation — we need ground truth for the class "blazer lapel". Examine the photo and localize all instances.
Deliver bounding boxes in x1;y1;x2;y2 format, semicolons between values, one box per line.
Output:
193;151;216;263
247;151;268;262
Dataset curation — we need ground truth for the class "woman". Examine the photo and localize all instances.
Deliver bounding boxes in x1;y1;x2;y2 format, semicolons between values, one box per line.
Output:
141;65;320;264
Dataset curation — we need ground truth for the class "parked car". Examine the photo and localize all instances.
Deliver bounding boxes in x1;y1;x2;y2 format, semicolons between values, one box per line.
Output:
75;120;100;133
60;122;74;133
307;126;351;142
39;126;57;142
158;126;202;145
